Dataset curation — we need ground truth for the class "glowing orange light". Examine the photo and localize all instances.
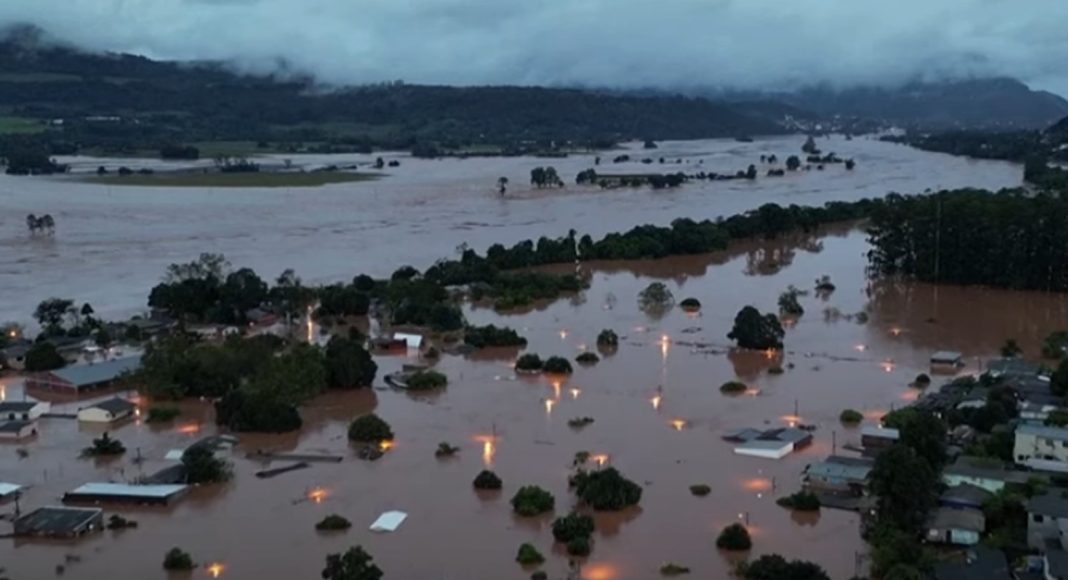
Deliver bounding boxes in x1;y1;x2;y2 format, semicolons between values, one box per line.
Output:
582;562;619;580
177;424;200;434
569;388;581;400
0;386;5;402
545;399;555;414
592;454;609;467
551;379;562;399
671;418;686;431
781;414;802;424
207;563;225;578
651;394;662;410
890;327;902;337
863;409;887;421
483;440;495;465
743;478;772;492
308;488;328;503
882;360;895;373
745;387;761;397
134;408;142;418
379;440;394;451
899;389;919;402
763;348;776;359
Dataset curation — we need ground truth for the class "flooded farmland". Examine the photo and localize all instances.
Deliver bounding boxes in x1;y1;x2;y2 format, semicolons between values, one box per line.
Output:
0;135;1058;580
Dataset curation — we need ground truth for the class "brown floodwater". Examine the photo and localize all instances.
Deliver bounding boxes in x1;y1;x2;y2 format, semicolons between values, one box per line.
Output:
0;135;1023;327
6;225;1068;579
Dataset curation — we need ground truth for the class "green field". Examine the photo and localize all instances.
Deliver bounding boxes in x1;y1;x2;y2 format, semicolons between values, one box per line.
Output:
88;171;378;188
0;116;46;134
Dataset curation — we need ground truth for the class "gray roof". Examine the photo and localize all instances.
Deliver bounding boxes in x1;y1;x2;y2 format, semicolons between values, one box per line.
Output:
760;427;812;445
14;506;102;535
806;456;874;481
932;351;963;362
1017;423;1068;442
1049;549;1068;579
986;358;1042;378
941;483;995;506
0;420;35;433
1;341;31;358
945;456;1030;484
1028;492;1068;518
0;402;38;413
861;425;900;440
48;356;141;387
927;507;985;532
86;397;136;415
934;547;1010;580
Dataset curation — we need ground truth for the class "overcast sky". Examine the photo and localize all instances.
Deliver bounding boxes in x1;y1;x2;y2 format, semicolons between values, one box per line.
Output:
2;0;1067;96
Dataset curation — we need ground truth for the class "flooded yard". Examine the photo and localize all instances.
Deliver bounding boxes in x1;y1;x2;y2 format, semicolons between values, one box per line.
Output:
0;135;1054;579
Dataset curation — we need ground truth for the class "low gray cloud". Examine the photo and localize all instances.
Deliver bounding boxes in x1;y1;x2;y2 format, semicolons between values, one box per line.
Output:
2;0;1067;95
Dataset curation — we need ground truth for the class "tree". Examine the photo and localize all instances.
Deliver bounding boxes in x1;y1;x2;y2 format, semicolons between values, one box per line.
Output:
802;136;820;155
1054;357;1068;397
214;389;303;433
515;353;544;372
34;298;74;331
570;467;642;510
778;285;806;316
162;548;194;571
542;356;573;375
497;176;508;195
406;370;448;390
511;485;555;516
715;523;751;550
316;515;352;531
881;407;947;469
516;543;544;565
321;546;383;580
82;432;126;456
220;268;268;322
551;512;595;543
739;554;829;580
727;306;785;350
638;282;675;312
247;343;327;405
23;342;65;371
473;470;503;490
596;329;619;348
348;414;394;443
325;336;377;389
94;327;112;349
745;164;757;180
869;444;938;532
786;155;801;171
181;445;232;484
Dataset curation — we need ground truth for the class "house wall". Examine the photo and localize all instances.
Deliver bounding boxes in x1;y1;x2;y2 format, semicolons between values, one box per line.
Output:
77;408;114;423
943;473;1006;494
1015;431;1068;473
926;527;980;546
0;424;36;440
1028;513;1068;550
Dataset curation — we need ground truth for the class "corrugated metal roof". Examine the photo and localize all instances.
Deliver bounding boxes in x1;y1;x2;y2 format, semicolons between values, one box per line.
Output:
927;507;985;532
806;459;873;481
84;397;136;415
0;482;21;496
67;483;187;499
862;426;900;439
1017;423;1068;442
1028;492;1068;518
48;356;142;387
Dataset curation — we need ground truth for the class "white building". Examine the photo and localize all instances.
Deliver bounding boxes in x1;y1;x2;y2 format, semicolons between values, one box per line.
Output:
1014;424;1068;473
0;401;51;421
77;398;136;423
0;420;37;440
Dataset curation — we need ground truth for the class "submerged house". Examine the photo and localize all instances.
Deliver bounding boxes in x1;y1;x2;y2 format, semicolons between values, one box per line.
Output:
0;401;51;421
0;420;37;440
940;483;994;510
25;355;142;393
728;427;813;459
802;455;874;496
64;483;188;506
77;397;137;423
931;351;964;368
14;506;104;538
926;507;985;546
860;425;900;456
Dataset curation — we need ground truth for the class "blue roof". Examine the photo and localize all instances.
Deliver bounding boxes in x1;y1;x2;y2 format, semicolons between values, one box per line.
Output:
806;457;874;481
49;356;142;387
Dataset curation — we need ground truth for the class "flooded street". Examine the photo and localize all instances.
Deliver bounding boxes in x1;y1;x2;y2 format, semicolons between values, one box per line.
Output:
7;225;1068;579
0;135;1021;326
0;136;1051;579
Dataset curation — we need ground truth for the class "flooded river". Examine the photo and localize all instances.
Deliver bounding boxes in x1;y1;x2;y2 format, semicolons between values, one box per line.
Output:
0;135;1021;326
0;136;1052;580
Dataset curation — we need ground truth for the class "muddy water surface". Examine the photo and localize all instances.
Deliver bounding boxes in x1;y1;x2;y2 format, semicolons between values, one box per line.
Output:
0;135;1021;326
6;226;1068;579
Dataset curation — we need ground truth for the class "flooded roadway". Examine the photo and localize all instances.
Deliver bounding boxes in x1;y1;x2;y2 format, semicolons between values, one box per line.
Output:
0;135;1021;326
7;226;1068;579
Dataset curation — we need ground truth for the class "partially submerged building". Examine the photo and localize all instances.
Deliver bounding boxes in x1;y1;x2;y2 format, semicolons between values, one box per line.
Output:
801;455;874;496
0;420;37;440
64;483;188;506
0;482;22;503
940;483;994;510
860;425;900;456
25;355;142;393
1015;424;1068;473
931;351;964;368
14;506;104;538
77;397;137;423
729;427;813;459
0;401;50;421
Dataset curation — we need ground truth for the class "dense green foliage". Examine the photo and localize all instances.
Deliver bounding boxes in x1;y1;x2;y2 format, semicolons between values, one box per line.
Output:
23;341;65;371
775;491;820;511
571;467;643;511
406;370;448;390
778;285;806;316
146;406;181;423
181;445;232;484
316;515;352;531
720;381;747;394
82;432;126;456
324;336;378;389
321;546;383;580
575;352;600;365
566;537;591;556
738;555;830;580
542;356;573;375
463;324;527;348
596;329;619;348
162;547;194;571
348;414;394;443
727;306;785;350
638;282;675;312
515;543;544;566
1043;331;1068;359
551;512;595;543
679;297;701;311
511;485;555;516
514;354;544;372
473;470;503;490
215;389;303;433
689;484;711;497
715;523;752;550
839;409;863;424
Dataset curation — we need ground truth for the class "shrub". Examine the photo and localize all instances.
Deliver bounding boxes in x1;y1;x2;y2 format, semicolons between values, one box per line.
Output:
321;546;383;580
516;543;545;565
720;381;747;394
316;515;352;531
566;537;591;556
515;353;544;372
407;370;448;390
596;329;619;348
738;554;830;580
775;491;821;511
435;442;460;457
660;563;691;576
568;417;595;429
473;470;503;490
576;352;600;365
543;356;573;375
814;275;836;293
551;512;595;543
639;282;675;312
680;298;701;311
162;547;194;571
840;409;863;424
716;523;752;550
146;406;180;423
913;373;931;387
107;514;138;529
181;446;232;484
511;485;555;516
464;325;528;348
571;467;642;511
727;306;785;350
778;285;807;316
531;573;548;580
82;432;126;456
689;484;711;497
768;366;785;375
348;414;394;443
